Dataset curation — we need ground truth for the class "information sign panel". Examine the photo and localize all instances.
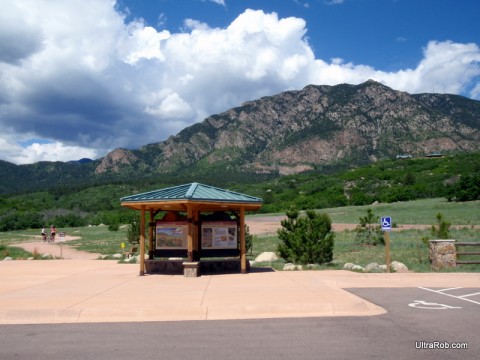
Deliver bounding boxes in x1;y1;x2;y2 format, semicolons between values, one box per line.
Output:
201;221;237;249
155;221;188;249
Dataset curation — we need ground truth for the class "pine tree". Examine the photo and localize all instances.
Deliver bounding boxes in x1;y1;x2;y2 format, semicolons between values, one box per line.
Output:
277;208;334;264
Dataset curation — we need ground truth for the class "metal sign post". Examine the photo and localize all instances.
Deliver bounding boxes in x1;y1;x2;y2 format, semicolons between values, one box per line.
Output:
381;217;392;273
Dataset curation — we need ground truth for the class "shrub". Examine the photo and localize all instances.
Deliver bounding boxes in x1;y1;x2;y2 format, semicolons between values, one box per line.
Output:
431;213;451;239
49;213;87;227
245;225;253;254
108;222;119;231
447;173;480;201
422;213;451;246
127;221;141;244
354;208;384;246
277;208;334;264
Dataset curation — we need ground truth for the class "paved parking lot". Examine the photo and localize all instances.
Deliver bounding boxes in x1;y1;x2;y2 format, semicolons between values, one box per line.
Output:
0;260;479;324
1;286;478;360
416;287;480;306
1;260;479;359
347;287;480;358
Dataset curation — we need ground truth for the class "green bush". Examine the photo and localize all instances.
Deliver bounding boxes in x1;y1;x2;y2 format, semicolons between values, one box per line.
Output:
126;221;144;244
431;213;451;239
245;225;253;254
354;208;384;246
447;173;480;201
108;222;119;231
422;213;451;246
277;208;334;264
49;213;87;227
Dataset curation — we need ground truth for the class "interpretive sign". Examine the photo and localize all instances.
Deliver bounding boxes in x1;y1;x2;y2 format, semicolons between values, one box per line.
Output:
155;221;188;249
201;221;237;249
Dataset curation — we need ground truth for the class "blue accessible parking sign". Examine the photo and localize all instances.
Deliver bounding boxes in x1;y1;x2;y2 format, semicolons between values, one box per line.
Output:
381;217;392;231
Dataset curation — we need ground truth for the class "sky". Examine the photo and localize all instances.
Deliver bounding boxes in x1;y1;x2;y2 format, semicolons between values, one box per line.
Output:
1;0;479;165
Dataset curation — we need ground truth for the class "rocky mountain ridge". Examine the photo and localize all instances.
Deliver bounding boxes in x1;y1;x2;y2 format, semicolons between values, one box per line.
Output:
96;80;480;175
1;80;479;194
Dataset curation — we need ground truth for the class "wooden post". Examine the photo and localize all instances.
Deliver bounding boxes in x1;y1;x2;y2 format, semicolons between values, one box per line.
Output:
149;210;154;259
193;208;200;260
240;207;247;273
187;205;194;262
384;231;391;273
139;205;146;276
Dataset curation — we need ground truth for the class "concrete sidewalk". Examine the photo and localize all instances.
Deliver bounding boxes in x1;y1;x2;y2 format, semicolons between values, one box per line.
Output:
0;260;479;324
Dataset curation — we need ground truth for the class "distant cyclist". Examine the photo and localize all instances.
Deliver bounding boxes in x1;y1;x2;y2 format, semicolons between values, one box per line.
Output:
41;227;47;242
50;225;56;242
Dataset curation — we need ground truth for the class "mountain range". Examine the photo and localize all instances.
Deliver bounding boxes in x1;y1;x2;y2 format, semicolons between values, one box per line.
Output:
1;80;479;194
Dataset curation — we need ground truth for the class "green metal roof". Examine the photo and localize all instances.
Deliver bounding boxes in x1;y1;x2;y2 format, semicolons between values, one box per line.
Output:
120;183;263;204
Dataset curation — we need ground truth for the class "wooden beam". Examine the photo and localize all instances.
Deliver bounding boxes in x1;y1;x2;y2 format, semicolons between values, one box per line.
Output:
187;205;194;261
121;199;262;212
193;206;200;258
149;210;154;259
240;207;247;273
139;205;146;276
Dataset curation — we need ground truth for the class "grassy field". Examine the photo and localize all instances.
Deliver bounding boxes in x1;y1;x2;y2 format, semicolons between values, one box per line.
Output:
1;198;479;272
326;198;480;225
249;198;480;272
252;198;480;225
249;227;480;273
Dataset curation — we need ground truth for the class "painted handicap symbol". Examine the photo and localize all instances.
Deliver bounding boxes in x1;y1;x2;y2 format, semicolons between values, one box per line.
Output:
408;300;462;310
381;216;391;231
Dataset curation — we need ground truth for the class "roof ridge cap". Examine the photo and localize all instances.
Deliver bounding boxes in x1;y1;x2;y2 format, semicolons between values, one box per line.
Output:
185;182;199;198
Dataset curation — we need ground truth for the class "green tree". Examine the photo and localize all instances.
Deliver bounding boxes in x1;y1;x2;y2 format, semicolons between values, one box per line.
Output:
355;208;384;245
127;221;141;244
277;208;334;264
447;173;480;201
108;222;119;231
49;213;87;227
245;225;253;254
422;213;451;246
404;172;416;185
431;213;451;239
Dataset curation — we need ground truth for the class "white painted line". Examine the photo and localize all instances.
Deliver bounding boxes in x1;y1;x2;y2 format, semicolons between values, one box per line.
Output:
419;287;480;306
457;292;480;298
437;287;461;292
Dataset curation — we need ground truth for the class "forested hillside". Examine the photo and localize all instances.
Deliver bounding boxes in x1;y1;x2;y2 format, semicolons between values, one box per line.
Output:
1;152;478;231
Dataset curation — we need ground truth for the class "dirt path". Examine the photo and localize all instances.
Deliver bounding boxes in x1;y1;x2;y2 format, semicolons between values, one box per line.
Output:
245;217;438;235
11;236;101;260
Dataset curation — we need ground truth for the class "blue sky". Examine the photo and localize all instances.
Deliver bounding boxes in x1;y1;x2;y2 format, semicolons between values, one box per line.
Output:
120;0;479;71
0;0;479;164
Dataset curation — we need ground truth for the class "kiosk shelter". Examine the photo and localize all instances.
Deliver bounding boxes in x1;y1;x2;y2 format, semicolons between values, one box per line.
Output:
120;183;263;276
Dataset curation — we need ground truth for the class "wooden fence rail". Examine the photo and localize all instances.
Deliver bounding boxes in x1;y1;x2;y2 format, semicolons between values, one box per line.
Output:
456;242;480;265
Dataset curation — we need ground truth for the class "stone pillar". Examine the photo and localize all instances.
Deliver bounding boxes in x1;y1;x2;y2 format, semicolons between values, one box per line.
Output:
183;261;200;277
429;240;456;270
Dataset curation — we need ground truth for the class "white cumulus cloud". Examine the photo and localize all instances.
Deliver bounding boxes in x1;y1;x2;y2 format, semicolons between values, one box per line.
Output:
0;0;478;165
